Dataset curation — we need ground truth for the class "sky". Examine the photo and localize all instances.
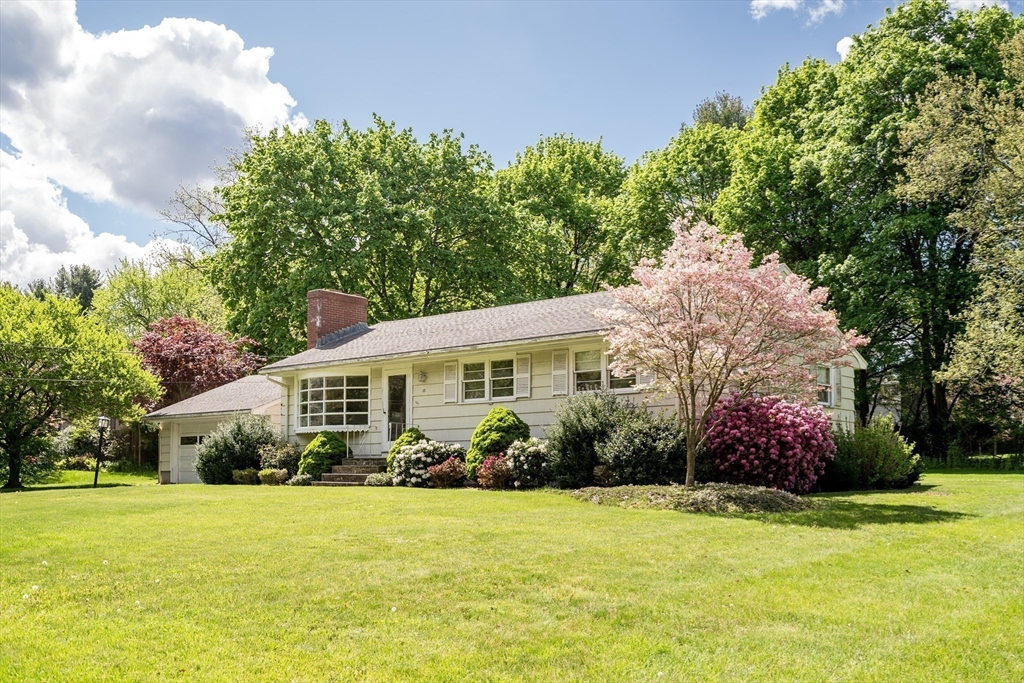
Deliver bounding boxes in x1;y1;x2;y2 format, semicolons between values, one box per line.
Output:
1;0;1018;286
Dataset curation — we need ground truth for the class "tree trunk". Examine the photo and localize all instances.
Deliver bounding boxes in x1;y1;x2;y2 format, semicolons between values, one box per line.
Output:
856;369;870;427
3;445;22;489
685;433;696;487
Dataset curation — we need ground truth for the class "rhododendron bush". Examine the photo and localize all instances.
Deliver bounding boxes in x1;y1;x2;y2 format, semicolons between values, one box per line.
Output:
596;219;866;486
705;395;835;494
392;440;466;487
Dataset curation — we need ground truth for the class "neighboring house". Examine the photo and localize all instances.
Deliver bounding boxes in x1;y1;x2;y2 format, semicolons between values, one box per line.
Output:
255;289;867;460
144;375;282;484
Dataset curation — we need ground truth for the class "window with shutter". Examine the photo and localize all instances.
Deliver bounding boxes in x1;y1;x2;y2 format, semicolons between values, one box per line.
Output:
515;355;531;398
551;350;568;396
816;366;833;406
443;362;458;403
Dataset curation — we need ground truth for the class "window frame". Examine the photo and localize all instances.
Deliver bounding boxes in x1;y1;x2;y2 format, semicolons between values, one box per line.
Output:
569;346;639;395
459;357;519;403
296;373;371;431
816;366;835;407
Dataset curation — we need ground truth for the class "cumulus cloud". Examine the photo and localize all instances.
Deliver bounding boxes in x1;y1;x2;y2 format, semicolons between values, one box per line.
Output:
947;0;1009;9
0;0;305;286
836;36;855;60
749;0;845;24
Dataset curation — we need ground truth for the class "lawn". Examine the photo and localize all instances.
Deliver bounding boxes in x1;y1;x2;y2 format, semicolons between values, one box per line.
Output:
1;473;1021;682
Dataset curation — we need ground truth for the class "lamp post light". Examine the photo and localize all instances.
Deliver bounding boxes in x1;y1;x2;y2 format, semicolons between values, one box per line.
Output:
93;416;110;489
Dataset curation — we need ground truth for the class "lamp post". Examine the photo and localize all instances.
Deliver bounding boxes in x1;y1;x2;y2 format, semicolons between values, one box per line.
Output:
93;416;110;489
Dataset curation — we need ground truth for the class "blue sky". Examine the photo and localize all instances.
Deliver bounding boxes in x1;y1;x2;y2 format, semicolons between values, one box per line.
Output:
2;0;1016;284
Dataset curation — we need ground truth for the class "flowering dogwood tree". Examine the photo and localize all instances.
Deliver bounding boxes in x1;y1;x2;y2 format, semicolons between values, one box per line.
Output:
132;315;263;409
595;219;866;486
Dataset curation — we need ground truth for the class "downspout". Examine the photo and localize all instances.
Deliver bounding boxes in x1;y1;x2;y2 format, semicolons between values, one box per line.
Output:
264;375;291;441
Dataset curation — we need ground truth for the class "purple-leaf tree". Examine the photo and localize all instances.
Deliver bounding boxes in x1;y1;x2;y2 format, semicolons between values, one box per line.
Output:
595;219;867;486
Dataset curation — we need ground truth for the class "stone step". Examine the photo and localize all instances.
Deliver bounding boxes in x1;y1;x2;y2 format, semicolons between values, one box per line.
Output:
331;465;385;474
311;480;361;487
322;472;371;483
340;458;386;467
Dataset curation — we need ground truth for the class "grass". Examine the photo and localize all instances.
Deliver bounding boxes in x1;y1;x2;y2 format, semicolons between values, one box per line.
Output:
1;472;1022;682
24;468;158;491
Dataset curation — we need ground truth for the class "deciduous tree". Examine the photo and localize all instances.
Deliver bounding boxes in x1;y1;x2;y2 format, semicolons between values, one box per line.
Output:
596;220;865;486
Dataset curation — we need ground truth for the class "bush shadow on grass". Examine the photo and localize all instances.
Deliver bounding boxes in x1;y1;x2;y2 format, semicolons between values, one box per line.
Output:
751;498;971;529
1;482;134;494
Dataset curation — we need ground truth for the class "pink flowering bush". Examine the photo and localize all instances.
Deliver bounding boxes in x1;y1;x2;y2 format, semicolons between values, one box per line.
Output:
427;457;467;488
476;455;512;490
704;395;835;494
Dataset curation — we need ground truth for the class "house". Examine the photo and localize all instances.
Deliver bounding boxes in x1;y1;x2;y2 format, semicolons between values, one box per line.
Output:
256;289;866;460
145;375;282;484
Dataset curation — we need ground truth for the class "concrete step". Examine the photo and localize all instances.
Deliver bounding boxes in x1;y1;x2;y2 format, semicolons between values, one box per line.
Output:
331;465;385;474
311;481;361;487
321;472;371;483
340;458;387;467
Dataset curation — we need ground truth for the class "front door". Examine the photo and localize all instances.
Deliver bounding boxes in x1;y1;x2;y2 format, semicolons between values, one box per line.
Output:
386;374;408;446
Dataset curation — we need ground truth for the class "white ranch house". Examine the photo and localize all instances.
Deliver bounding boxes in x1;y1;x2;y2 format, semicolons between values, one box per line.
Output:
148;289;866;484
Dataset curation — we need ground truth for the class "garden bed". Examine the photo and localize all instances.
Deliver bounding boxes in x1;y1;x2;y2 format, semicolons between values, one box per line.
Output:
568;482;812;514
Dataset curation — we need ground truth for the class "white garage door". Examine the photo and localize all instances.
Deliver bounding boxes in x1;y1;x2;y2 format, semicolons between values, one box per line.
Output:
174;422;220;483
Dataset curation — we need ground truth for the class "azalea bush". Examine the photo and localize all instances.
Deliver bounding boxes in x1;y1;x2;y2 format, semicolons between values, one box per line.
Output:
392;440;466;487
387;426;426;472
363;472;392;486
506;438;549;489
476;455;512;490
286;473;313;486
704;395;835;494
427;457;467;488
466;407;530;478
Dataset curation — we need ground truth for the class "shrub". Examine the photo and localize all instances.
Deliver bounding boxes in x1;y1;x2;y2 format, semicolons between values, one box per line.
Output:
595;411;686;485
820;415;921;491
466;407;530;478
546;391;636;489
258;442;303;476
387;427;427;472
194;414;279;485
506;438;550;489
297;432;350;480
1;436;63;486
392;440;466;487
286;473;313;486
476;455;512;490
363;472;393;486
232;468;260;485
258;468;289;485
60;455;96;471
427;457;467;488
704;395;835;494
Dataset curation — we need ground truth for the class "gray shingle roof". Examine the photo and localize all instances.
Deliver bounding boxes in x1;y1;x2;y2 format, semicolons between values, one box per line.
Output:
261;291;616;372
145;375;281;419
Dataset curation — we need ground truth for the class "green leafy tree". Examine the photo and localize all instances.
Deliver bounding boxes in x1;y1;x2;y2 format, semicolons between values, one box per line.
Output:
495;134;627;297
213;117;513;357
715;0;1022;457
692;91;752;130
28;264;103;311
91;259;226;338
0;286;161;488
612;123;740;269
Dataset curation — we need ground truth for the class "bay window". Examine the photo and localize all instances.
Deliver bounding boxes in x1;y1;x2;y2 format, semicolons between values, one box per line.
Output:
299;375;369;428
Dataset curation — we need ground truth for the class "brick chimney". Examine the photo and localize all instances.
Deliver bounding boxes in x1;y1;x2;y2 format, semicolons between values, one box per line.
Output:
307;290;368;350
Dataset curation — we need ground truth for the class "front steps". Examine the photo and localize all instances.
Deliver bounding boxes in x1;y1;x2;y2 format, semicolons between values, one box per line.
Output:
311;458;387;487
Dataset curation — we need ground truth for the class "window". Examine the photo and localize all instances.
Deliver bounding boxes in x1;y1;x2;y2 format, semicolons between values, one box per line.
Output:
816;366;833;406
490;359;514;398
609;371;636;390
463;362;486;400
299;375;369;428
574;350;603;392
179;435;205;446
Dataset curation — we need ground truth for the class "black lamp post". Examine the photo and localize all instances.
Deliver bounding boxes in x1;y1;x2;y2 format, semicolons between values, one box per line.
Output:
93;416;110;489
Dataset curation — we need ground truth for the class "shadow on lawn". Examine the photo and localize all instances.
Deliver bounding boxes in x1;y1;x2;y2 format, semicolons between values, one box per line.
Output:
759;498;971;529
1;483;134;494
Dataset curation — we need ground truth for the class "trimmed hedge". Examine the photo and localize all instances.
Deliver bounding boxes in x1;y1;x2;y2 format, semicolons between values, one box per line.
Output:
297;432;350;480
466;407;530;478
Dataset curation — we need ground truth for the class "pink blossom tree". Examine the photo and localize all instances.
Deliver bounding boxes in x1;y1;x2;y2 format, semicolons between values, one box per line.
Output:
595;219;867;486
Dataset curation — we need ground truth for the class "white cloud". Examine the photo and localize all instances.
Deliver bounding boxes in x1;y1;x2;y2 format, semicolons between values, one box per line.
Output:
750;0;845;24
836;36;855;60
0;0;305;286
947;0;1009;10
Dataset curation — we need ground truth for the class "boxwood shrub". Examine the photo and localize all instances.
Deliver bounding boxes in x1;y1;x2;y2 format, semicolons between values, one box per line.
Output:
466;407;530;478
297;432;350;480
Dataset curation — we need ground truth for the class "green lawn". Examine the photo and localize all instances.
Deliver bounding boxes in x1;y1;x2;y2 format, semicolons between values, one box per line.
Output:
1;473;1021;682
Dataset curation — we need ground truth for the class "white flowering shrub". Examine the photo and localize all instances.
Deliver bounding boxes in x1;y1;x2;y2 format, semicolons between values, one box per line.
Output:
392;440;466;487
506;438;550;489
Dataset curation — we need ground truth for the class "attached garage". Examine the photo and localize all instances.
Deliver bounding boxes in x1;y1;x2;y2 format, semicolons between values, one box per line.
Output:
145;376;282;484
